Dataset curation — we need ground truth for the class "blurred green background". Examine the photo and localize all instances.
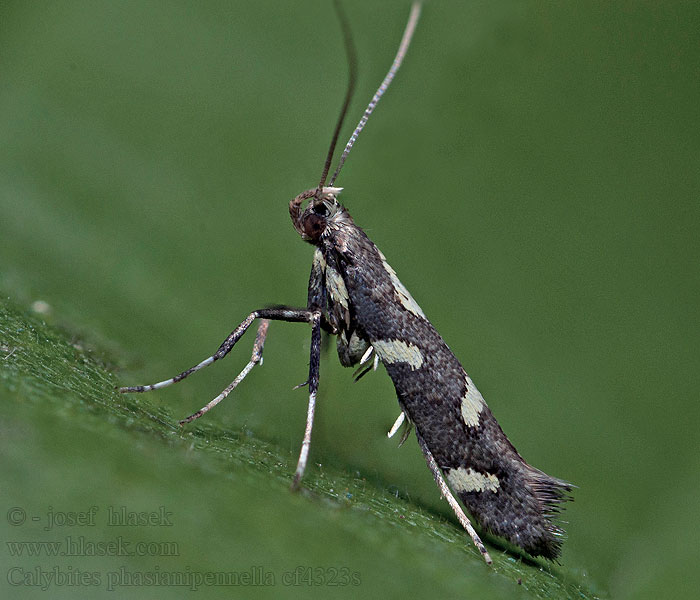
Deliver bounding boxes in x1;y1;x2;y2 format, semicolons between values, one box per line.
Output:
2;0;699;598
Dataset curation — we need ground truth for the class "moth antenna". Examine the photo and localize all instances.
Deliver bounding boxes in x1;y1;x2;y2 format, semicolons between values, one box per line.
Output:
317;0;359;192
328;1;422;187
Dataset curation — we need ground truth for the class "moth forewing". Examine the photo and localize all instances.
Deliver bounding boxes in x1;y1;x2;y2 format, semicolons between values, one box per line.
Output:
295;188;572;559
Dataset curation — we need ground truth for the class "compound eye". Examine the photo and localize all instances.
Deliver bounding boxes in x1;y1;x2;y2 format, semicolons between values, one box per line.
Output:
313;202;330;217
302;214;326;240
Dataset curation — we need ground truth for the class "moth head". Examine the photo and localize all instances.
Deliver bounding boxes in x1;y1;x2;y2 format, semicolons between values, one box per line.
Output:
289;187;343;243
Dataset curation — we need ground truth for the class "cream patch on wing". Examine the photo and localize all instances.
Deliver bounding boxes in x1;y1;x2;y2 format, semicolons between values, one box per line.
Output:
461;373;485;427
325;264;349;309
377;250;427;319
313;247;327;271
372;339;424;370
447;467;500;493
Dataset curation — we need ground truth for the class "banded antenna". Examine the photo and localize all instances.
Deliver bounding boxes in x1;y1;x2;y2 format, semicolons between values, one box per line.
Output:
317;0;358;191
317;1;423;192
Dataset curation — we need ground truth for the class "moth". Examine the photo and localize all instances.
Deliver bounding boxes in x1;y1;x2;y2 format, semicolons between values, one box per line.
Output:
120;1;572;565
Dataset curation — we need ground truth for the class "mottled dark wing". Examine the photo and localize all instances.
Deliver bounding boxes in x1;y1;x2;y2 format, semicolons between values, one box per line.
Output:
323;213;572;558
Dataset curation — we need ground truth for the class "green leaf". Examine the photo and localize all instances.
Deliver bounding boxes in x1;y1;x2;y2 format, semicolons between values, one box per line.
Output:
0;299;601;599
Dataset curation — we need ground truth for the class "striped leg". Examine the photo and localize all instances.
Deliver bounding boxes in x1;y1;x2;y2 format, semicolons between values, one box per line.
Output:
416;431;493;565
291;310;322;491
118;307;313;393
387;411;413;446
120;306;324;489
178;320;269;425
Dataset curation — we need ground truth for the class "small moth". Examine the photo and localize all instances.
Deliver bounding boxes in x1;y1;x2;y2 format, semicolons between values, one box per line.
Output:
120;1;572;564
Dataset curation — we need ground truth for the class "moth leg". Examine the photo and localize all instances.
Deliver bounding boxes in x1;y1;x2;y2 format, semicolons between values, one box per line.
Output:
291;310;322;491
387;411;413;446
359;345;374;365
416;431;493;565
387;411;405;438
179;320;269;425
119;307;312;393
